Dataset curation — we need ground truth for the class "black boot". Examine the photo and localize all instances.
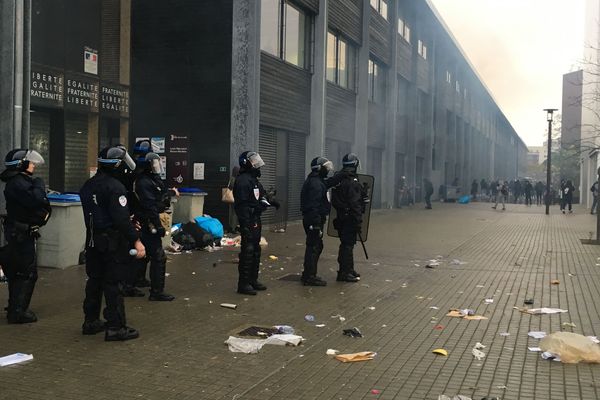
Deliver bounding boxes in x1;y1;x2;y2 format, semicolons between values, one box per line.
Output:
122;286;145;297
105;326;139;342
349;269;361;278
82;319;106;335
336;272;359;283
302;276;327;286
250;281;267;291
149;291;175;301
7;279;37;324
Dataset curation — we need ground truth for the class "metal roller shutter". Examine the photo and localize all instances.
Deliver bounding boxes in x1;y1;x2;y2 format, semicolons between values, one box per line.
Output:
258;127;277;224
64;113;89;192
29;111;51;188
287;133;306;220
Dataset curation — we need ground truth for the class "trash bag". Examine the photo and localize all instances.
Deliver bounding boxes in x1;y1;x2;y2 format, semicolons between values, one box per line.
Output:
193;216;224;239
458;195;470;204
172;230;197;250
182;221;214;248
540;332;600;363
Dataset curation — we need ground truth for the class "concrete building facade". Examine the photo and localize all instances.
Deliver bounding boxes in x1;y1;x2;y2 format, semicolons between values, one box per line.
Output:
1;0;528;227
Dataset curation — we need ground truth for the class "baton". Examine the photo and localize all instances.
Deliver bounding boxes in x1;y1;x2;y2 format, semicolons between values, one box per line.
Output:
358;231;369;260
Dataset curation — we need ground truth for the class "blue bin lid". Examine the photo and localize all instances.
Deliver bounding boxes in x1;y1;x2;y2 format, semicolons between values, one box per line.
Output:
178;187;207;194
47;193;81;203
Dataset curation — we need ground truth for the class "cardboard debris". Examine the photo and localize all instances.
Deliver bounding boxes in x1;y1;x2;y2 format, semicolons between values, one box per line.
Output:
335;351;376;363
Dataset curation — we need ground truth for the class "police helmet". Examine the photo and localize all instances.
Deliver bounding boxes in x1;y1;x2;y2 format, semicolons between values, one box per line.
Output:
342;153;360;169
144;152;164;175
4;148;45;171
310;156;333;172
98;145;136;171
239;151;265;169
133;139;153;158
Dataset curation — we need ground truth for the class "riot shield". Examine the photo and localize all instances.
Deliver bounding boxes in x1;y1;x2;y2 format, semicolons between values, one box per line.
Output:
327;174;375;241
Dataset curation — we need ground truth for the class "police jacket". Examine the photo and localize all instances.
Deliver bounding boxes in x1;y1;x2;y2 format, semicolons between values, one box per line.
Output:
301;171;345;223
424;181;434;196
331;169;364;223
0;170;51;227
133;171;169;230
80;169;139;244
233;170;266;226
562;183;575;199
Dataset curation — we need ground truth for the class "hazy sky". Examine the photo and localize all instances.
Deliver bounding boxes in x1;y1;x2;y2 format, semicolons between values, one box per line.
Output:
430;0;586;147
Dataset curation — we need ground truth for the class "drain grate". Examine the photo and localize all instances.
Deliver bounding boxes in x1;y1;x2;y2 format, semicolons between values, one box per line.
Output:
237;326;279;337
277;273;301;281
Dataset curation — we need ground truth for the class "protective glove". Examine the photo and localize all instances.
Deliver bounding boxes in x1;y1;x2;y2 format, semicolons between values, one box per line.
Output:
156;226;166;237
270;199;281;210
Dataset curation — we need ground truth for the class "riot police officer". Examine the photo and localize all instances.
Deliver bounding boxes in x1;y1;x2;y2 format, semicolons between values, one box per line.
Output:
331;153;365;283
132;149;174;301
233;151;279;295
300;157;346;286
0;149;51;323
80;145;146;341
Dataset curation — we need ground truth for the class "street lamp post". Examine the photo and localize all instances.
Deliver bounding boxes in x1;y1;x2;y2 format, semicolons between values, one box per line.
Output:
544;109;558;215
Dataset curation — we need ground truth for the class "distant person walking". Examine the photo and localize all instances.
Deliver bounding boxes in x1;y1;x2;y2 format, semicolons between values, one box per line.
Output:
480;179;488;198
591;181;599;214
524;180;533;206
490;180;498;203
470;180;478;200
492;181;508;211
534;181;544;206
424;178;433;209
560;180;575;214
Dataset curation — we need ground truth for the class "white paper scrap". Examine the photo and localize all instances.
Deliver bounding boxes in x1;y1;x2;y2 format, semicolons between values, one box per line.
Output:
0;353;33;367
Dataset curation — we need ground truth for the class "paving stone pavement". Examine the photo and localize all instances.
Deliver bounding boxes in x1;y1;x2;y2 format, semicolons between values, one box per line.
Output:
1;202;600;400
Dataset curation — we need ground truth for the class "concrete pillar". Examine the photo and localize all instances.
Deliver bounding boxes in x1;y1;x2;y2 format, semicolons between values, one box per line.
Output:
306;0;328;172
120;0;131;86
381;0;398;208
230;0;261;166
0;0;17;218
353;0;370;166
88;115;99;173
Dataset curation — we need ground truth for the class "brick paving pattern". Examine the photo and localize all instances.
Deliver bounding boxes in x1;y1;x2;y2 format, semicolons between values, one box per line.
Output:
1;203;600;400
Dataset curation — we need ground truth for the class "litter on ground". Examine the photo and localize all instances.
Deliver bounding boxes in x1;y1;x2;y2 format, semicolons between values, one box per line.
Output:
499;332;510;337
528;331;547;339
562;322;577;328
540;332;600;363
224;334;303;353
334;351;376;363
472;343;486;360
0;353;33;367
304;315;315;322
484;299;494;304
515;307;568;315
343;327;363;338
551;279;560;285
326;349;339;355
528;347;542;352
269;255;278;260
432;348;448;356
220;303;237;310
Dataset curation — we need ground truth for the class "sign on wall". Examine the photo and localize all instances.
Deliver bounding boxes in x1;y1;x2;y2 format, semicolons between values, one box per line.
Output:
65;73;99;113
30;65;64;108
84;47;98;75
101;84;129;117
166;134;190;187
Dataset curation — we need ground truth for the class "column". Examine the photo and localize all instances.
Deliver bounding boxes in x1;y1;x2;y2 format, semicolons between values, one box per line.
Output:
306;0;328;171
230;0;261;166
353;0;370;166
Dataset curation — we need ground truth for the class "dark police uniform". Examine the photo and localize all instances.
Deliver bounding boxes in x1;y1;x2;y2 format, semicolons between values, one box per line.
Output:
80;169;140;333
233;170;267;293
331;169;365;281
133;171;173;300
0;170;50;323
300;171;345;284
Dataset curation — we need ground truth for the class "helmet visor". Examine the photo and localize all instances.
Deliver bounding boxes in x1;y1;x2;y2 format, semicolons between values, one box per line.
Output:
123;152;136;171
24;150;45;166
151;159;164;175
247;152;265;169
323;160;333;172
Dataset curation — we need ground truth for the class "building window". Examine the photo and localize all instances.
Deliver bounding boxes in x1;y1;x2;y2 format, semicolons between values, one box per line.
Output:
446;70;451;83
260;0;312;69
398;18;411;43
326;32;356;90
417;39;427;60
455;81;460;93
370;0;388;20
368;58;386;103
